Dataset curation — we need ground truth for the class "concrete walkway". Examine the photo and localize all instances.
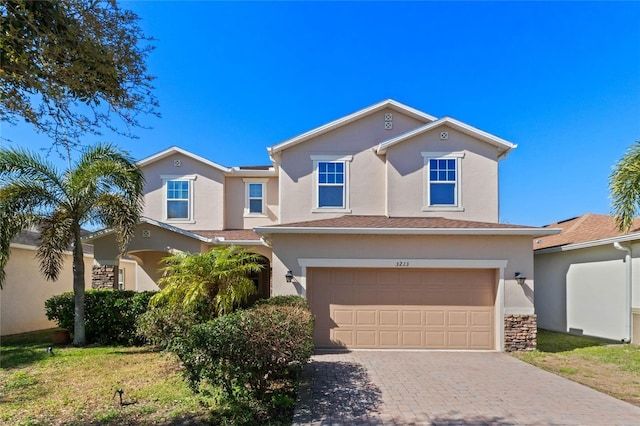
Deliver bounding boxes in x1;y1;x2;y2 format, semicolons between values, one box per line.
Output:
293;351;640;425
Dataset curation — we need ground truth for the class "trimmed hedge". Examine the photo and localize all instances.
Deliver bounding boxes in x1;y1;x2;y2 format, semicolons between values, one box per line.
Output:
45;290;156;345
253;295;309;309
174;296;314;400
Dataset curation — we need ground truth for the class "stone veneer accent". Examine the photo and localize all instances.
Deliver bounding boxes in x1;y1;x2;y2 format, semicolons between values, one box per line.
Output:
504;314;537;351
92;265;117;290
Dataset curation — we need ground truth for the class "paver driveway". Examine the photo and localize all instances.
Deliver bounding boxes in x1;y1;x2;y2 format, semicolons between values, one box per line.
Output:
293;351;640;425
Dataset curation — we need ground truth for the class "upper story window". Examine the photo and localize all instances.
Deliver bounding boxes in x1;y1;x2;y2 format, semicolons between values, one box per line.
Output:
162;175;196;221
422;152;464;211
243;178;268;216
318;162;344;207
311;155;353;212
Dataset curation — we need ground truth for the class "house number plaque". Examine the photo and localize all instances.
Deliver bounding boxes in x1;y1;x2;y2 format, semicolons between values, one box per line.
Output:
396;261;410;267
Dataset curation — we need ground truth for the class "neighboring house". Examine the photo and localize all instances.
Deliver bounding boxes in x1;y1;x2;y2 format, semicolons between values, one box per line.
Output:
534;214;640;344
0;231;93;335
87;99;557;351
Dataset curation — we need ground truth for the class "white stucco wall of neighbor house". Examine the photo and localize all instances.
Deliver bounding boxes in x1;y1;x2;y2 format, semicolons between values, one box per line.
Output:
1;245;93;335
534;244;631;341
269;233;534;311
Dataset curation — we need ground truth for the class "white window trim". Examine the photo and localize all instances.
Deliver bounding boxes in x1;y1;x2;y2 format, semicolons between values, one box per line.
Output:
243;178;268;217
161;174;197;223
421;152;465;212
310;155;353;213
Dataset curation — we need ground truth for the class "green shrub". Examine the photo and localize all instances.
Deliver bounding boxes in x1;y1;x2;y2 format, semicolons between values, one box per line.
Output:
136;304;202;350
45;290;156;345
174;302;314;400
253;295;308;309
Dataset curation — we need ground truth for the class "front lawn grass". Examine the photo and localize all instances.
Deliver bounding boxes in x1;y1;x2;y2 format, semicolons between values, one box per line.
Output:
0;329;210;425
512;329;640;406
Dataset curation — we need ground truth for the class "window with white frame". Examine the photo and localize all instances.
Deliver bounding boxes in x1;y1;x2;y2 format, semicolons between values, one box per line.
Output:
311;155;353;211
243;178;267;216
422;152;464;209
162;175;196;221
118;268;125;290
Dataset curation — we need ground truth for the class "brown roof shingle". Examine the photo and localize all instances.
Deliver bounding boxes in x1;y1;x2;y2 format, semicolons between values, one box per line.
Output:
534;214;640;250
272;215;538;229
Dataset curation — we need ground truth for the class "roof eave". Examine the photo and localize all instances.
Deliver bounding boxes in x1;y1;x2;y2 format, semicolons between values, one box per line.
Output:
137;146;231;173
535;232;640;254
82;217;213;243
226;167;278;177
211;238;269;246
376;117;517;156
254;226;560;237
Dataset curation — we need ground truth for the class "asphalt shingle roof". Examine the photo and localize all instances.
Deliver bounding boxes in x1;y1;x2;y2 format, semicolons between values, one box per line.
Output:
271;215;539;229
534;213;640;250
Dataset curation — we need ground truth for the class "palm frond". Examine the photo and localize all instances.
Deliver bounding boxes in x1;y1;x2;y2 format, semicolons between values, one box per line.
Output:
610;141;640;232
36;211;74;281
153;246;263;317
0;147;63;191
93;193;141;254
0;210;39;288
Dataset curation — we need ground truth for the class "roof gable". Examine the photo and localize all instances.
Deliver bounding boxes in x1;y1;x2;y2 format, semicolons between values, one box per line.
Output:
267;99;436;157
137;146;230;173
376;117;516;158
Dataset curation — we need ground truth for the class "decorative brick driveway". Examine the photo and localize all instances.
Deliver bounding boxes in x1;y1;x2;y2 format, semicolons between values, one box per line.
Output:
293;351;640;425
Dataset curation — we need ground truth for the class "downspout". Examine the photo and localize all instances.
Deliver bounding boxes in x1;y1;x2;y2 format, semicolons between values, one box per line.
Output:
613;242;632;343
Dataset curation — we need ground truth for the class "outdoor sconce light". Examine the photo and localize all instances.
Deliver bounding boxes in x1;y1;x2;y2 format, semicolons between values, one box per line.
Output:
285;270;294;283
515;272;527;286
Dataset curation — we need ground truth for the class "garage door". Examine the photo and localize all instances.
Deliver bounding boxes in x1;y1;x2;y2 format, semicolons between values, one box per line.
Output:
308;268;496;350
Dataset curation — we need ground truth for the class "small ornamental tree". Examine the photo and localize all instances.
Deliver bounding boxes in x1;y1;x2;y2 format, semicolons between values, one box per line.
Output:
150;246;264;318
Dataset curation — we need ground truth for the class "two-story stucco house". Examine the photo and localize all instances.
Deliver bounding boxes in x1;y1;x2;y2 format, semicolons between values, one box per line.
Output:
88;99;558;351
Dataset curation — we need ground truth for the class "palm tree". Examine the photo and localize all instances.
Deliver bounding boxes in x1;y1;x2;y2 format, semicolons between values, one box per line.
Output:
610;141;640;232
151;246;263;317
0;144;144;345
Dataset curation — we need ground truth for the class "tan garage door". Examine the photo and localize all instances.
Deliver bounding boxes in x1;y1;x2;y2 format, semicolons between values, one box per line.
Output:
308;268;496;350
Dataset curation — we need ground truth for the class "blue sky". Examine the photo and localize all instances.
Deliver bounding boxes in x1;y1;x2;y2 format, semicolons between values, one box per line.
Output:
2;1;639;227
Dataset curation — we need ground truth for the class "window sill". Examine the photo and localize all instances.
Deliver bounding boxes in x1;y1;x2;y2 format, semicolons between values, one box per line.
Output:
422;206;465;212
165;219;196;224
312;208;352;214
244;213;268;218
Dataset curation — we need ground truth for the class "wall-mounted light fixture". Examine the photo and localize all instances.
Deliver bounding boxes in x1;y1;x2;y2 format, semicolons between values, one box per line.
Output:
515;272;527;286
285;270;294;283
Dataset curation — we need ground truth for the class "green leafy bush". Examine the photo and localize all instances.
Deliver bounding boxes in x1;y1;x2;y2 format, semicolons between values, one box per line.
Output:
136;304;202;350
174;302;314;400
253;295;308;309
45;290;156;345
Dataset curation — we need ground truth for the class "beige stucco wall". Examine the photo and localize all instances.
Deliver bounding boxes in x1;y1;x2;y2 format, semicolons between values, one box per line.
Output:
1;245;93;335
116;258;161;292
277;108;425;224
269;233;534;312
141;152;226;230
535;243;640;342
93;224;204;263
386;126;499;222
224;176;279;229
